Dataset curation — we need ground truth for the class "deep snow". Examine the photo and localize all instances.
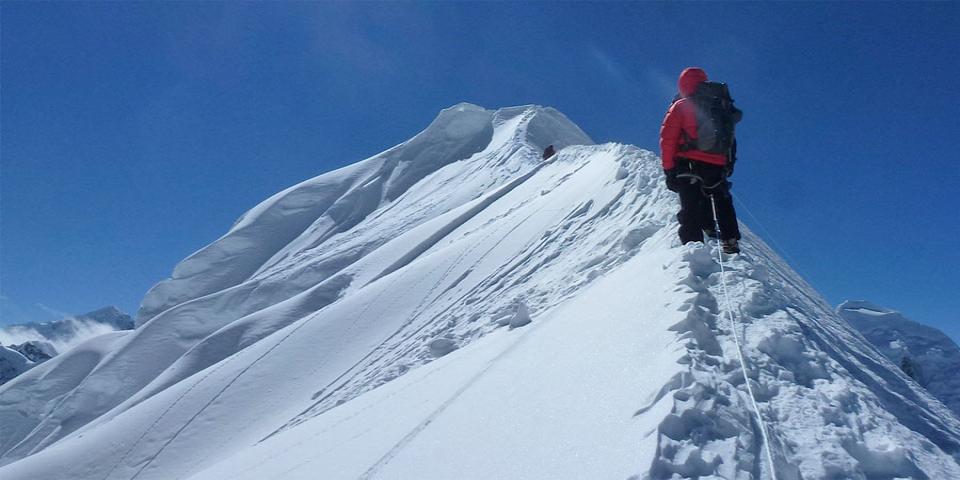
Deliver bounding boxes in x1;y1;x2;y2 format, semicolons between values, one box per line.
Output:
0;104;957;480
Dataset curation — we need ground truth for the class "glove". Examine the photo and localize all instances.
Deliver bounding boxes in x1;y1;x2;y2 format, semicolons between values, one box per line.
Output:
664;169;680;192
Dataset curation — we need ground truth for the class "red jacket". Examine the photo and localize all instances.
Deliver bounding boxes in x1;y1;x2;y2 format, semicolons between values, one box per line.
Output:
659;67;728;170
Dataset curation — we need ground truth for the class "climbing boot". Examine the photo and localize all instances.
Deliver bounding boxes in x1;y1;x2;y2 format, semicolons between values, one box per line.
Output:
722;238;740;254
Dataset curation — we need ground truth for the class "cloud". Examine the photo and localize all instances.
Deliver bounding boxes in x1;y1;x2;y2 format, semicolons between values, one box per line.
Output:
588;47;678;102
0;297;71;327
1;313;124;353
641;66;676;100
589;46;628;84
306;4;413;77
34;303;71;321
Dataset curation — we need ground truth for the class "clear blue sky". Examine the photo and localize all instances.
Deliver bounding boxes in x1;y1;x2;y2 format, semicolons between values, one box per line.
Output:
2;2;958;341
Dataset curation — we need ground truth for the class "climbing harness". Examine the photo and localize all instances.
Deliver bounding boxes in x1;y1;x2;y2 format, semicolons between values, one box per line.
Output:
709;194;779;480
675;171;725;193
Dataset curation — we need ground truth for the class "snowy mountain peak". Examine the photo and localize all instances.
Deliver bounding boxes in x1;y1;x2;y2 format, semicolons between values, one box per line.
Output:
81;305;128;323
2;107;958;479
838;299;888;313
135;103;591;325
838;299;956;350
838;300;917;320
489;104;594;150
839;299;960;418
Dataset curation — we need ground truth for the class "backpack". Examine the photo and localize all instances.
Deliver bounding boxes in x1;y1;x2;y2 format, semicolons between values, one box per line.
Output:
681;81;742;155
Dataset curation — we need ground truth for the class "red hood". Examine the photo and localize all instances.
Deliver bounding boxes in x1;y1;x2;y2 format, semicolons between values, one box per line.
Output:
678;67;708;97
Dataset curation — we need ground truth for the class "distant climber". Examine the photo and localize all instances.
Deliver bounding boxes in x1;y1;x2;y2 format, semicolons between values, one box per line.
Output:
542;144;556;160
660;67;743;254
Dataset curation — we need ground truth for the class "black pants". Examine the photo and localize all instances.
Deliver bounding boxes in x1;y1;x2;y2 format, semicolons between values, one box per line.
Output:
674;159;741;244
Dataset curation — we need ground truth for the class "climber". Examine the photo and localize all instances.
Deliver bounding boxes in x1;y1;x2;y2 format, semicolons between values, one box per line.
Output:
542;144;556;160
660;67;743;254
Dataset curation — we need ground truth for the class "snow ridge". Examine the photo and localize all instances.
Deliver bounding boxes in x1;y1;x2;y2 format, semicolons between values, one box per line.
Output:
640;238;960;479
0;104;597;467
263;142;661;442
0;104;958;480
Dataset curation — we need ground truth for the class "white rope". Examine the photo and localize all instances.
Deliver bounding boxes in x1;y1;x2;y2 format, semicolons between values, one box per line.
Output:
709;194;778;480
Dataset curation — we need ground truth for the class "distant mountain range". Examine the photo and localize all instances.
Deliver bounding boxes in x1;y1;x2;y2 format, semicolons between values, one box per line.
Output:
0;306;133;385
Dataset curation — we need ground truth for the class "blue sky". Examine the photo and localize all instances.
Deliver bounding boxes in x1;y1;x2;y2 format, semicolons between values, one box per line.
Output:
1;2;958;341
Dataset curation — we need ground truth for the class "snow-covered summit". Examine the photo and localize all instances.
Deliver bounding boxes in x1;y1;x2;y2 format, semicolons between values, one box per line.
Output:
0;105;957;479
135;104;591;326
839;300;960;417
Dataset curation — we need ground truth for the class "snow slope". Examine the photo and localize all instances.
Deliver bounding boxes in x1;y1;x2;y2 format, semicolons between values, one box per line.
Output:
839;300;960;418
0;331;132;460
0;104;957;479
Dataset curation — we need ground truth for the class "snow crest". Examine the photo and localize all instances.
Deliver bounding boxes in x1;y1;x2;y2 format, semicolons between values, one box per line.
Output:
638;242;960;479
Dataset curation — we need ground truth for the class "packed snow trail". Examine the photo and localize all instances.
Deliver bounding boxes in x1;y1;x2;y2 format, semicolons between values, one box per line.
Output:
1;104;958;480
709;193;778;480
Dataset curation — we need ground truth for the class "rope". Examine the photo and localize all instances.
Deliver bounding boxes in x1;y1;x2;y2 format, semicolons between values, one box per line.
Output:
730;192;825;298
709;194;778;480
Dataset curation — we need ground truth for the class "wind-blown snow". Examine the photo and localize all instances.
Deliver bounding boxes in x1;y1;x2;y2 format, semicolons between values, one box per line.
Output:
0;307;132;386
0;104;957;480
0;306;132;354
